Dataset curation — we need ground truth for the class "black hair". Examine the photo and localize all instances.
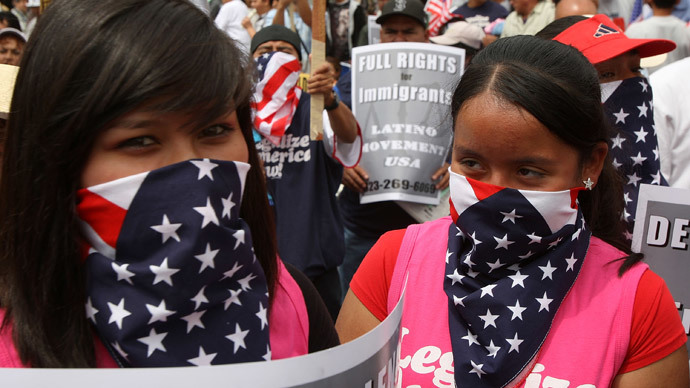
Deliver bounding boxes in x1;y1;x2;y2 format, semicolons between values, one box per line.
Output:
0;11;20;30
535;15;587;39
651;0;676;9
451;36;640;273
0;0;277;367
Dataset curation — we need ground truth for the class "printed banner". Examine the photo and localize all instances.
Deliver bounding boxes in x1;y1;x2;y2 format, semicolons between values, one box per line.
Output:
2;294;404;387
352;43;464;205
631;184;690;356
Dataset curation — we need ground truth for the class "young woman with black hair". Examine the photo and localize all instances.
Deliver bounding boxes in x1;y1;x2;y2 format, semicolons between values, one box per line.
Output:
0;0;337;368
336;35;688;387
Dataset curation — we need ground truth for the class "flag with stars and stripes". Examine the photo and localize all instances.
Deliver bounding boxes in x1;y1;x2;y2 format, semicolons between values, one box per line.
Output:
251;51;303;146
76;159;271;367
425;0;455;37
445;171;591;388
601;76;667;241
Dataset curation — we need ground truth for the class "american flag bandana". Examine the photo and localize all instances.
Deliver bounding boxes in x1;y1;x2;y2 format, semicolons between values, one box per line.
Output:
445;170;591;388
425;0;455;37
76;159;270;367
251;51;303;145
601;76;667;241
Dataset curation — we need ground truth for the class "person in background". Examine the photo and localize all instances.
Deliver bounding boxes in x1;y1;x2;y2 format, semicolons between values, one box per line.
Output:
0;11;19;29
337;0;452;301
625;0;690;73
0;63;17;160
22;0;38;37
430;20;485;67
555;0;598;18
649;56;690;188
326;0;367;63
501;0;555;37
250;26;362;320
264;0;312;63
215;0;252;53
336;35;688;387
9;0;26;31
539;14;676;240
0;27;25;65
454;0;508;46
242;0;273;38
0;0;338;368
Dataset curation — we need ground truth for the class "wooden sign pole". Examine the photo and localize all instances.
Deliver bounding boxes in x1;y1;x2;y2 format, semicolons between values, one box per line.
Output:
40;0;51;14
309;0;325;140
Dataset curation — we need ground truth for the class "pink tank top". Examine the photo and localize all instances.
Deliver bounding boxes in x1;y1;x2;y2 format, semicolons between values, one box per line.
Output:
387;217;647;388
0;259;308;367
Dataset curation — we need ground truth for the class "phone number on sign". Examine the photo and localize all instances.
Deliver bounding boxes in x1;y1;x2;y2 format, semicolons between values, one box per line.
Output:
366;179;437;194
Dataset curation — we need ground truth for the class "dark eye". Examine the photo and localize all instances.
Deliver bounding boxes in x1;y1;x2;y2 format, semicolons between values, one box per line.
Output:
117;136;156;149
200;124;232;138
598;71;615;80
517;168;544;178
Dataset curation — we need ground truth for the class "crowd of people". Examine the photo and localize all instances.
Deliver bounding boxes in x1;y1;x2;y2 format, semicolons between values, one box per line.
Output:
0;0;688;386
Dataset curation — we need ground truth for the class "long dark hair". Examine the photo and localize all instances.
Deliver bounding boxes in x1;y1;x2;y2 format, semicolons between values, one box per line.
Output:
0;0;277;367
451;36;639;270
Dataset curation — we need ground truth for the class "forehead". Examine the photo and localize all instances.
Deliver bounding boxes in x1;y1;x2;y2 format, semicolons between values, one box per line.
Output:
255;40;298;53
454;93;573;156
594;50;641;68
0;36;22;46
381;15;424;30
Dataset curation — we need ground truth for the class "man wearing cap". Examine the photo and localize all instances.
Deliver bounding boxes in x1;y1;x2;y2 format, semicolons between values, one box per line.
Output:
338;0;454;299
250;25;362;319
376;0;429;42
0;27;25;66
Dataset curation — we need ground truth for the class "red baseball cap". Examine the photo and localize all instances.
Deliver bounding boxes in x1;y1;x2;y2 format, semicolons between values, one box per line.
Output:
553;14;676;64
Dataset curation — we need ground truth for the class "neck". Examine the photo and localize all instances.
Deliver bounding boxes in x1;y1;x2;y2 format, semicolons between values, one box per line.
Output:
467;0;485;7
651;5;673;16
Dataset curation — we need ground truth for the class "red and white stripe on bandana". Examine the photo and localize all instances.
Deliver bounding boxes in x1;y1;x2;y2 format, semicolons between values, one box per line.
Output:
251;51;302;145
445;170;590;388
425;0;455;37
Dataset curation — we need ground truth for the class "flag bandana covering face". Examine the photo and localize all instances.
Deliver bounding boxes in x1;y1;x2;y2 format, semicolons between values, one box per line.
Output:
445;170;591;387
76;159;270;367
601;76;667;241
251;51;302;145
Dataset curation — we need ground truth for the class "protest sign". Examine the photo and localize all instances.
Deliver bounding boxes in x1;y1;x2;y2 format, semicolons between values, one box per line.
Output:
397;187;450;223
352;43;464;205
1;295;405;387
367;16;381;45
631;184;690;356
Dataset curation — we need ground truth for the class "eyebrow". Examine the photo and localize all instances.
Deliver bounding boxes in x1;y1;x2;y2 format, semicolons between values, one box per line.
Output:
111;118;162;130
453;145;557;166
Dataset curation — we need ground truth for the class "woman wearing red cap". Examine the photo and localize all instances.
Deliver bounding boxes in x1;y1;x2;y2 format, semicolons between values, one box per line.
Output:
336;35;687;388
537;14;676;243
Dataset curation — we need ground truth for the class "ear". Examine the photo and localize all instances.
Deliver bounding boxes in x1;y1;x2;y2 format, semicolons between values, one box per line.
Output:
581;141;609;187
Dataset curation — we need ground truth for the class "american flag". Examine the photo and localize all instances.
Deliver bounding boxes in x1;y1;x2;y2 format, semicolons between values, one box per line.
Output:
602;76;667;241
76;159;271;367
445;172;590;388
425;0;455;37
251;51;303;145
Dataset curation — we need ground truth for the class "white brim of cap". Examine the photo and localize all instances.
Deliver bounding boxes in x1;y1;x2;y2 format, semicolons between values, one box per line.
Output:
640;53;667;68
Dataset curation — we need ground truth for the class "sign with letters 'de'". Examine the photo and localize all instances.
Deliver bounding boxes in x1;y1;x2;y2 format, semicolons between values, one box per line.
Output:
631;184;690;356
352;43;464;205
2;295;404;388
